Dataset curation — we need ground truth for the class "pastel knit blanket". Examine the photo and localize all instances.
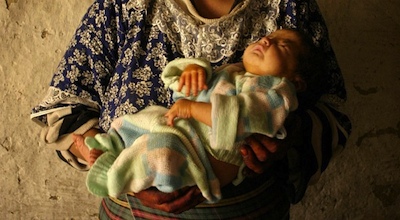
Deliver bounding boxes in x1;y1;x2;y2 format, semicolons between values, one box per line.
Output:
85;105;221;202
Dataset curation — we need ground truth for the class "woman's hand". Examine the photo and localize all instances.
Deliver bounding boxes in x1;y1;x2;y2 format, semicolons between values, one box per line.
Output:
134;186;205;214
240;134;288;175
240;113;301;176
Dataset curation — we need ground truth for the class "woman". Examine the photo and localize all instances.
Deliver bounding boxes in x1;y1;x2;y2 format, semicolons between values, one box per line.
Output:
31;0;351;219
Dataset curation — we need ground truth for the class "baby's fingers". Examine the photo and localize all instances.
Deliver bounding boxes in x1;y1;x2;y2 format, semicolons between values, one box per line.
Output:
197;69;208;92
178;75;186;93
164;112;175;126
178;74;193;97
191;71;199;96
184;74;193;96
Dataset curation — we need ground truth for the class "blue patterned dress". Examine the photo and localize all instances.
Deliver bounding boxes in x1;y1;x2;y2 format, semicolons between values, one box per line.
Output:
31;0;351;219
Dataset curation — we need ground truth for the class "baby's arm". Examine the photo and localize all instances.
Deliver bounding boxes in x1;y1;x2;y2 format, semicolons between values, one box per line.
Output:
165;99;212;127
165;63;211;126
165;63;241;186
165;100;240;186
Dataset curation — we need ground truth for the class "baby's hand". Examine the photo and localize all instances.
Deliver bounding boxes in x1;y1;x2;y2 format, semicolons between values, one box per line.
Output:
178;64;208;97
165;99;193;126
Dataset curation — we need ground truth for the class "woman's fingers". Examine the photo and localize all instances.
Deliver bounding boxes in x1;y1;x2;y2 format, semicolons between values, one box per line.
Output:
157;187;204;214
244;135;269;162
135;186;204;214
241;134;285;175
240;145;266;174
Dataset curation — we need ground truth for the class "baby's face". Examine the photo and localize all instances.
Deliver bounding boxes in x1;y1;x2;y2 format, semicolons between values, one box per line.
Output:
242;29;303;79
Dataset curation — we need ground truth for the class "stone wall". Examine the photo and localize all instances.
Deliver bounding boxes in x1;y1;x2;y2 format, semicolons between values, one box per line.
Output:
0;0;399;219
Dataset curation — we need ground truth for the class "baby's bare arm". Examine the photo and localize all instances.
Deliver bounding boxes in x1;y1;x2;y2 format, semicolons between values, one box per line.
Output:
165;99;212;127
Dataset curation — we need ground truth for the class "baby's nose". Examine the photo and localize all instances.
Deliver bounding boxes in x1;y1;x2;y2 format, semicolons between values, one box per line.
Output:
260;37;270;46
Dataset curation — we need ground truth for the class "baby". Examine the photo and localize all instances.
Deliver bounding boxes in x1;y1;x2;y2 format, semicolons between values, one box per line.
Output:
74;29;326;202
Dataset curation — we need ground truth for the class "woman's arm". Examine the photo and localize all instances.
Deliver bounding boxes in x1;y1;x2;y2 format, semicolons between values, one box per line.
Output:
31;0;120;169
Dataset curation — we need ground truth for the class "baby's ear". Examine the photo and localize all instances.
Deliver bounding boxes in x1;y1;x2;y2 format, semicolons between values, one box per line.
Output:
292;74;307;92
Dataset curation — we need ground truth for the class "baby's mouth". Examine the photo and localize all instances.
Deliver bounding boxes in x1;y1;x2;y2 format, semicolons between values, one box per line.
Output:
253;44;265;54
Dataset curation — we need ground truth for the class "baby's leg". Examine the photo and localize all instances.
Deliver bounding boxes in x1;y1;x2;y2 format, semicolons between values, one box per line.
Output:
206;152;240;187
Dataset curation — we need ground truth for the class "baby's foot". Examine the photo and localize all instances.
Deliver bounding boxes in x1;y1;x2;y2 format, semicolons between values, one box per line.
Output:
72;134;85;147
89;148;104;167
72;134;90;162
72;134;105;166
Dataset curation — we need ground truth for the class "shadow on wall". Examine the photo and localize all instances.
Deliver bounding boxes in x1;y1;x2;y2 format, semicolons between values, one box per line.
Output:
5;0;18;9
372;183;400;208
